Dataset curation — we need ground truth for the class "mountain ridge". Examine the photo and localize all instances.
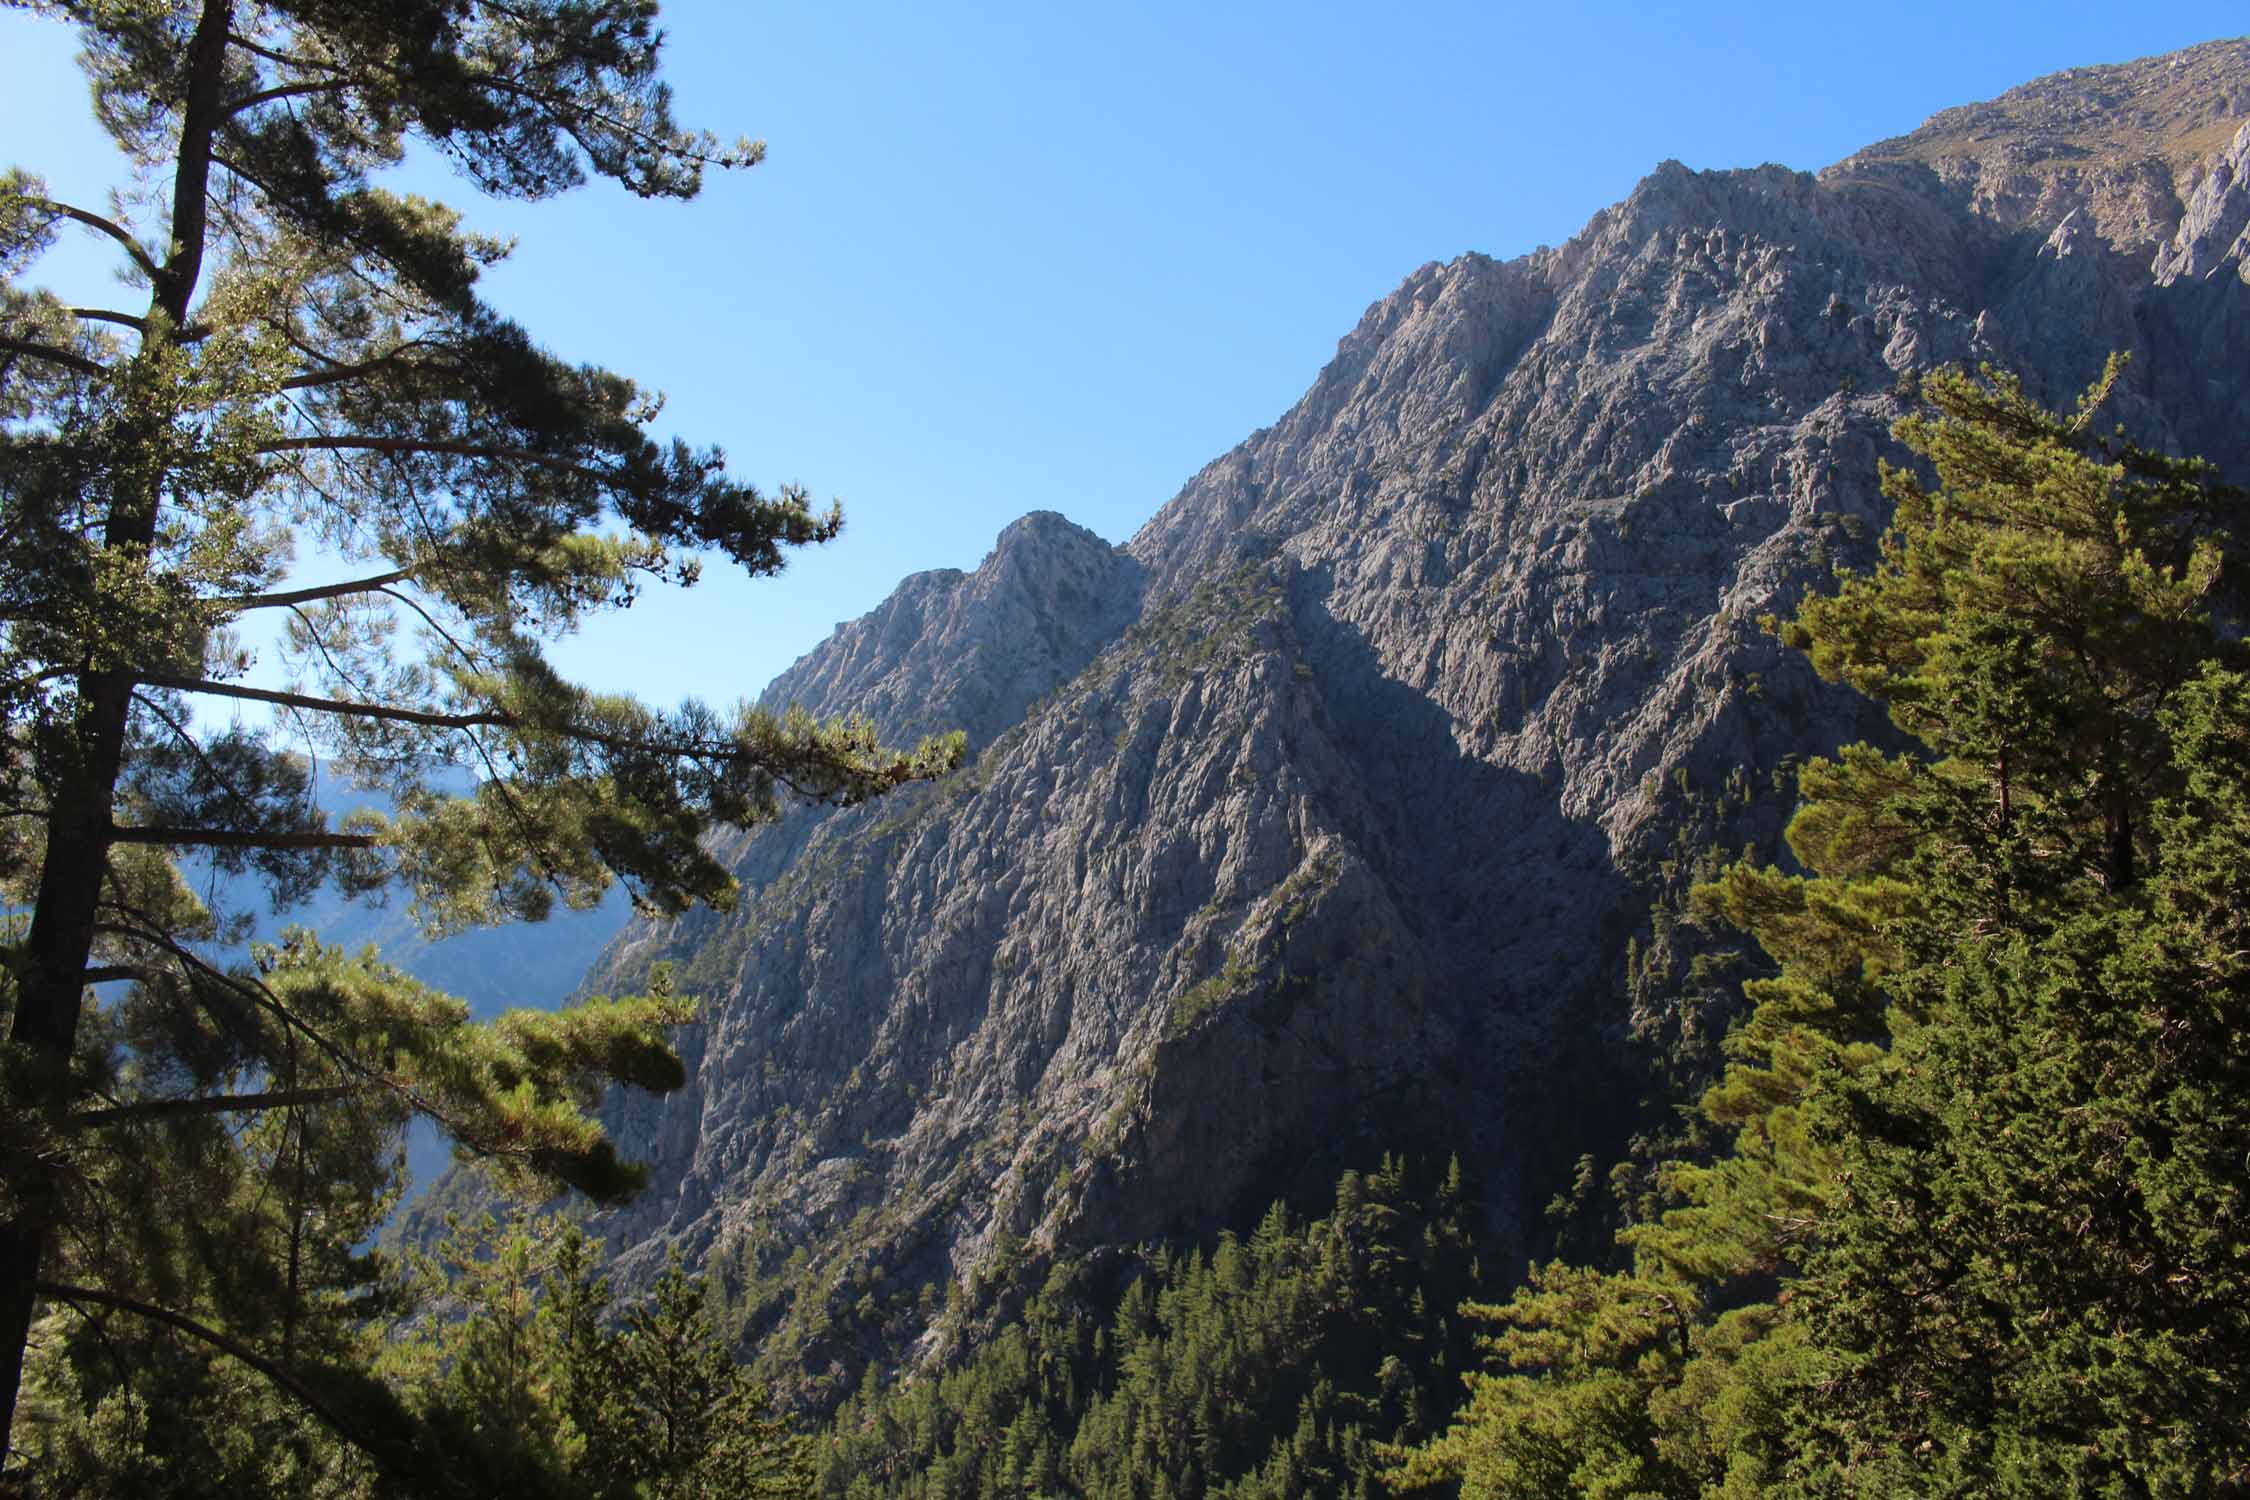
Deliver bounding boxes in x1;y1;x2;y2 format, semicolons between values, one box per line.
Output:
427;41;2250;1401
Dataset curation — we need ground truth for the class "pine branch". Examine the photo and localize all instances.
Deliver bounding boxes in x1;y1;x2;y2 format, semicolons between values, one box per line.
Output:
91;905;640;1187
69;1085;364;1128
221;566;417;609
135;671;511;731
105;824;377;851
25;197;162;282
0;337;106;380
89;911;478;1141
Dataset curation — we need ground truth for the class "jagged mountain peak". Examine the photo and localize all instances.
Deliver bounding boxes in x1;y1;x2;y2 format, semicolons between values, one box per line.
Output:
756;508;1140;750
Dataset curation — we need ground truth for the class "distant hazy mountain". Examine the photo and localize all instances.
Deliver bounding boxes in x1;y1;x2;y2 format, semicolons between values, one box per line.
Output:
194;763;631;1201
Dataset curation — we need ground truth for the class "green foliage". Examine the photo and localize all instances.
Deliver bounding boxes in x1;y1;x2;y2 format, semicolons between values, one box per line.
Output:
1166;950;1256;1036
0;0;954;1484
1392;362;2250;1496
819;1157;1481;1500
390;1212;815;1500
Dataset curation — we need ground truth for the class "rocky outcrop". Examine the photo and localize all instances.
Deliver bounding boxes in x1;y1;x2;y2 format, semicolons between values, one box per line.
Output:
565;42;2250;1389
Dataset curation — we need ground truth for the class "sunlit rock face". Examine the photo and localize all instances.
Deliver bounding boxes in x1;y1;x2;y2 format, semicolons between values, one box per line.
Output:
555;40;2250;1387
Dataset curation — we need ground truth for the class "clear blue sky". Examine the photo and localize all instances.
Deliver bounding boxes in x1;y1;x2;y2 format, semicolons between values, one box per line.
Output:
4;3;2243;714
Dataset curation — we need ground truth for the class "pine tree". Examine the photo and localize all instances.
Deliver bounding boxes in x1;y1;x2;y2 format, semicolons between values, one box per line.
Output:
0;1;956;1486
1766;365;2250;1493
1389;361;2250;1497
394;1214;815;1500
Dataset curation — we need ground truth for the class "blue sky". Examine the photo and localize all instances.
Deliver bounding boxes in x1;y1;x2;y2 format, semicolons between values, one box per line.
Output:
4;3;2243;714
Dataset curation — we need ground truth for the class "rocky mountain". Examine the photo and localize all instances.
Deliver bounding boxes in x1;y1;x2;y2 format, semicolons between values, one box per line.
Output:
555;40;2250;1390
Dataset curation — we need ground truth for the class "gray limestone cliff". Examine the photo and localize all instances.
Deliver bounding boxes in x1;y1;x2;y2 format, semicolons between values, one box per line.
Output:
539;40;2250;1389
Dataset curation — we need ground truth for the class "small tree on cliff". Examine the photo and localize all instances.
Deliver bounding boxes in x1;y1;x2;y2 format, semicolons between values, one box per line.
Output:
0;0;957;1485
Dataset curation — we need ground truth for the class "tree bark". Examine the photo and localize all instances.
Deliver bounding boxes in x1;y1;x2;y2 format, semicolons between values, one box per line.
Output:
0;0;235;1458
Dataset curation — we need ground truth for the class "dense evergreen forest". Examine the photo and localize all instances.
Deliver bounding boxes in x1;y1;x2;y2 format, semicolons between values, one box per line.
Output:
817;1158;1480;1500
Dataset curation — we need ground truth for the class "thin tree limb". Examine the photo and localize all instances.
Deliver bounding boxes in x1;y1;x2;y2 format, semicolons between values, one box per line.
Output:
69;308;147;332
0;337;105;379
283;602;377;706
70;1085;364;1128
276;341;452;392
226;78;355;115
129;689;268;826
106;825;378;851
135;672;512;731
221;567;417;610
378;584;489;678
256;434;619;488
224;31;347;76
25;197;162;282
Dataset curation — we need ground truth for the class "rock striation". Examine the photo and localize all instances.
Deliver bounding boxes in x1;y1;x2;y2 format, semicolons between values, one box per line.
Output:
561;40;2250;1387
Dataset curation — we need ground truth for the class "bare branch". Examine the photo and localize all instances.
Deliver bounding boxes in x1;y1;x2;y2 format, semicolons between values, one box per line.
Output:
222;567;416;610
256;434;618;488
226;78;355;116
135;671;512;731
71;1086;364;1129
0;336;106;380
69;308;147;332
70;307;208;342
106;825;378;851
25;196;162;281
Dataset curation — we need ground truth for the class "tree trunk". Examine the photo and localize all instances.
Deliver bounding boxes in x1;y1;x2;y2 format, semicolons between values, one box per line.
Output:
0;675;135;1455
0;0;233;1458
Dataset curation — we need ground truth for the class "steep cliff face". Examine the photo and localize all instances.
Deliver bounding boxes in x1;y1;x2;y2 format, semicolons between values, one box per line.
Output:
577;41;2250;1384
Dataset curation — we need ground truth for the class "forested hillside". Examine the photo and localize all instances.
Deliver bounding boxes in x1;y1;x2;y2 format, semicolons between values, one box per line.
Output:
817;1158;1479;1500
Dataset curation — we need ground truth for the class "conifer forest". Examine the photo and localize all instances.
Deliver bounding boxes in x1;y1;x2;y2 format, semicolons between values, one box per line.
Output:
3;3;2248;1496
